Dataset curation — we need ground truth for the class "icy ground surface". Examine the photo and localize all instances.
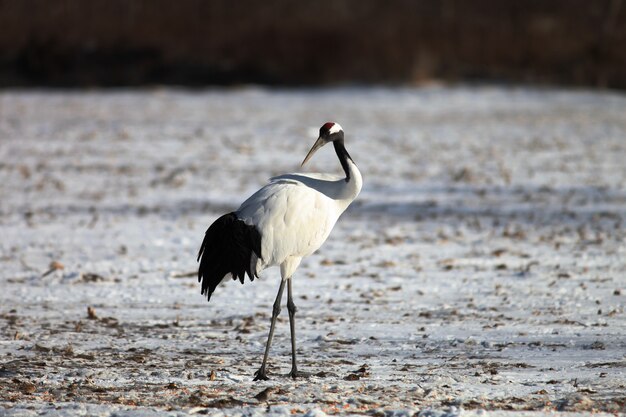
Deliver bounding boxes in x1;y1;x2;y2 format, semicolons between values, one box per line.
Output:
0;87;625;416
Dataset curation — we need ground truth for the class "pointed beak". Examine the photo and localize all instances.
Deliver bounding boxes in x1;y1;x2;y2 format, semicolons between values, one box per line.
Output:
301;136;326;166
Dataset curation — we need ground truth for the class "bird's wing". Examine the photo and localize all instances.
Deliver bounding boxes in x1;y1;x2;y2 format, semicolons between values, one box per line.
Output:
236;181;342;268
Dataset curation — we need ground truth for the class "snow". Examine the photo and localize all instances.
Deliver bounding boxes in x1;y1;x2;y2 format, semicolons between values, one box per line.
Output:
0;86;625;416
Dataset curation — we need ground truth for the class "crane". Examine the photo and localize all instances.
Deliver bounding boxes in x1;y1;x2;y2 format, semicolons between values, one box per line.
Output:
197;122;362;380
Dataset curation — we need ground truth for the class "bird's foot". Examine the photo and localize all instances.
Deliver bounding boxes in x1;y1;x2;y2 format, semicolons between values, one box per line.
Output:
253;367;269;381
288;368;311;379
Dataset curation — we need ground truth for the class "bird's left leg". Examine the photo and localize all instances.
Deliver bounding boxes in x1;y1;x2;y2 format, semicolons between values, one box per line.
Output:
287;278;310;379
254;279;286;381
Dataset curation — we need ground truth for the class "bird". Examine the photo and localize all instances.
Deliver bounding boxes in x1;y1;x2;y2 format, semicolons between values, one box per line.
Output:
197;122;362;380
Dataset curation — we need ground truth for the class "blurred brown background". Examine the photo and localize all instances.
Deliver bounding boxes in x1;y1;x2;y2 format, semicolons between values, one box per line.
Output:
0;0;625;88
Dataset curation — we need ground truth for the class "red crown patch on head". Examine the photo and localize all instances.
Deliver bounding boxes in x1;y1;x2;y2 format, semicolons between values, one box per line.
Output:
322;122;335;131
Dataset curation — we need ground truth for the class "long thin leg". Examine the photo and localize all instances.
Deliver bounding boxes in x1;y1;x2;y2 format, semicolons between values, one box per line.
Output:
287;278;298;377
253;279;286;381
287;278;310;379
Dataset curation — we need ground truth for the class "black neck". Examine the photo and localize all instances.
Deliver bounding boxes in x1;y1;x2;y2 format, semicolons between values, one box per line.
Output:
333;139;353;182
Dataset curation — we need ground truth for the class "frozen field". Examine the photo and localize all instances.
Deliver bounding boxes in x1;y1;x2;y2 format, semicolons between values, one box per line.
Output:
0;87;625;416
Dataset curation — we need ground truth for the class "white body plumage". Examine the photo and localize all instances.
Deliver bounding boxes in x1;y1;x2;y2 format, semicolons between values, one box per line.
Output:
238;162;362;280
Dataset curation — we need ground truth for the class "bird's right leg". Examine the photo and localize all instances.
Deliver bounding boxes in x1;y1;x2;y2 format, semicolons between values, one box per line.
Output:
253;279;286;381
287;278;310;379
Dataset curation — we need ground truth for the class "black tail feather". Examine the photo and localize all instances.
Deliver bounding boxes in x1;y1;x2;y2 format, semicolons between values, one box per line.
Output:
197;212;262;301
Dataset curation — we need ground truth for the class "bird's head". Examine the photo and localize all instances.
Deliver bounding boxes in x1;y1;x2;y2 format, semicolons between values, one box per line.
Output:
301;122;344;166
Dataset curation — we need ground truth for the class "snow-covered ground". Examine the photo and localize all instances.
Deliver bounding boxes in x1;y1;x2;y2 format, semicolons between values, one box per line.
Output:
0;87;624;416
